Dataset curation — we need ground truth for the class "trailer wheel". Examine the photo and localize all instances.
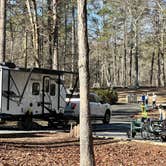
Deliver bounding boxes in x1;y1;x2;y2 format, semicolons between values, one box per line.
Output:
21;112;33;130
0;118;6;124
160;136;166;142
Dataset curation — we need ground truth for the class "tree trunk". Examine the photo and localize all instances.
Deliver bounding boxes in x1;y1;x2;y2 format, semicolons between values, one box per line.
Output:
63;1;68;71
150;51;155;85
113;31;117;86
23;31;28;68
32;0;40;67
160;5;166;87
39;0;45;67
134;20;139;87
157;50;161;87
161;52;166;87
26;0;40;67
129;46;133;85
52;0;59;70
0;0;6;62
155;3;161;87
72;4;76;72
123;1;127;87
123;26;127;87
77;0;95;165
157;15;161;87
70;4;77;88
129;19;134;86
47;0;52;69
9;21;14;62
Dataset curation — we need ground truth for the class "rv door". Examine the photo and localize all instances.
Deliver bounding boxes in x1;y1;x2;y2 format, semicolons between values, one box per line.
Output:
42;77;52;112
49;80;57;112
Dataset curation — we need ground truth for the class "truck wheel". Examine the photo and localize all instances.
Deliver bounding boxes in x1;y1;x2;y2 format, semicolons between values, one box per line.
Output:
103;110;110;124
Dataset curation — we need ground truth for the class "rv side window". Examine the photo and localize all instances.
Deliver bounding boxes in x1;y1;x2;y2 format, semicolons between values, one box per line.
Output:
44;79;49;93
50;84;56;96
32;82;40;95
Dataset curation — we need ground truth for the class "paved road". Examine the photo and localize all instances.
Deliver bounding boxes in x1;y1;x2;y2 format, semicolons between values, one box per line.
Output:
93;103;141;139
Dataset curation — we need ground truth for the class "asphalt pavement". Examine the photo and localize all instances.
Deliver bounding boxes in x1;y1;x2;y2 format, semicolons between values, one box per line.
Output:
93;103;141;139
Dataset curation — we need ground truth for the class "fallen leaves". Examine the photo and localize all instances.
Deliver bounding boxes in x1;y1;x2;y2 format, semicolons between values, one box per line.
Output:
0;134;166;165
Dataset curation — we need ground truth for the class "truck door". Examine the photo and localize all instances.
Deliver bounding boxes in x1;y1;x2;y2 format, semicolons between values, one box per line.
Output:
89;94;97;118
94;94;103;117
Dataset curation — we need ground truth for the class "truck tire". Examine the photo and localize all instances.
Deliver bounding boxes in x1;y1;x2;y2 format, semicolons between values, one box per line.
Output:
103;110;110;124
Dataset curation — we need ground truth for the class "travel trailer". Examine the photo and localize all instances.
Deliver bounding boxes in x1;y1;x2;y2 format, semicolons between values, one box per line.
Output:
0;62;77;129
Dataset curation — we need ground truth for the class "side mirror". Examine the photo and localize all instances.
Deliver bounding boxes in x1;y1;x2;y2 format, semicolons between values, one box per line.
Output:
100;100;104;104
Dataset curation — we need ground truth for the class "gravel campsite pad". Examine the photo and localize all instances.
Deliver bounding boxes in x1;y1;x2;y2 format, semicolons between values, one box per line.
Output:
0;133;166;165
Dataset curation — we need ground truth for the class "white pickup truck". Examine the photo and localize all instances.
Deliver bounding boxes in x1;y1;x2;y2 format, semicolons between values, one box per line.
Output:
64;93;112;124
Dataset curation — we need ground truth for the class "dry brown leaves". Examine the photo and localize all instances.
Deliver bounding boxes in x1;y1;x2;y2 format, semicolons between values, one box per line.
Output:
0;133;166;166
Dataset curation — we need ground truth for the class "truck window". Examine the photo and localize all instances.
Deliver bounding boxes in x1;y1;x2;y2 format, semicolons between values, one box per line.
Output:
32;82;40;95
89;94;96;102
50;84;56;96
94;95;101;103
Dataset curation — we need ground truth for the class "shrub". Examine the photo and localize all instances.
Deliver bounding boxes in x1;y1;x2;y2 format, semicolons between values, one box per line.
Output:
109;89;118;104
92;88;118;104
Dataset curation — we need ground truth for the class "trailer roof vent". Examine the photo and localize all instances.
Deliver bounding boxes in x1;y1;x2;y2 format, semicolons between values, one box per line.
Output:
0;62;16;68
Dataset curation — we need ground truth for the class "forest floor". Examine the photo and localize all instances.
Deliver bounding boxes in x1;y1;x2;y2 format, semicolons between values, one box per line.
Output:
0;87;166;165
0;133;166;165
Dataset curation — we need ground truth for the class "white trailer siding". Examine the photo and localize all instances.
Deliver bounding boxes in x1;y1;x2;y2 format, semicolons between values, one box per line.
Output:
2;70;31;115
0;68;66;117
0;63;78;129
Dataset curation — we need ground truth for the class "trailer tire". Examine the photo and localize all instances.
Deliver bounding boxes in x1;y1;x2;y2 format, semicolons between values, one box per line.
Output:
21;112;33;130
160;136;166;142
0;118;5;124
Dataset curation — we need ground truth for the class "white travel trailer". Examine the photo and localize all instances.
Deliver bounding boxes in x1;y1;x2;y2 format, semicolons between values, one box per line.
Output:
0;62;77;129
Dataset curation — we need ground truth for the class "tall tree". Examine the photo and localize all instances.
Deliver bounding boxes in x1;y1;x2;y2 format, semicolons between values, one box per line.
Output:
52;0;59;70
150;51;155;85
122;0;127;87
26;0;40;67
77;0;95;165
47;0;52;69
0;0;6;62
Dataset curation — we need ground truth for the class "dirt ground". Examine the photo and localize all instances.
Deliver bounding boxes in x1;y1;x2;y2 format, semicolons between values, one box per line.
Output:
1;87;166;165
0;133;166;166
